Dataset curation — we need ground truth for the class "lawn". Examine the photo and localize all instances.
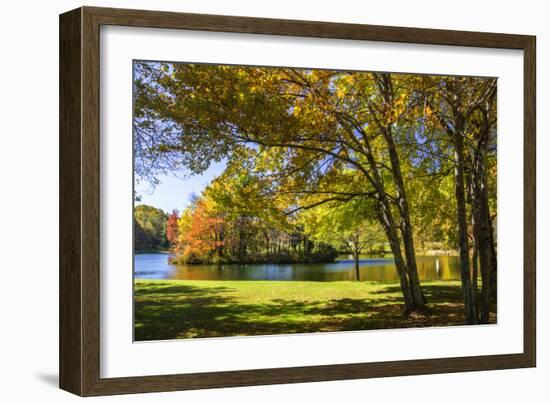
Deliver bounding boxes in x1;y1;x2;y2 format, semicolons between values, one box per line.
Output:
134;279;496;341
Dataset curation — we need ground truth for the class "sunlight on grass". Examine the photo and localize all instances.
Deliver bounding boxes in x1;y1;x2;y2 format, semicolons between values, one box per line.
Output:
134;279;496;341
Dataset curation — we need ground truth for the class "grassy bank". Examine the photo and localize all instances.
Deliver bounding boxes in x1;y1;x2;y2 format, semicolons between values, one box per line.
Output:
134;279;496;341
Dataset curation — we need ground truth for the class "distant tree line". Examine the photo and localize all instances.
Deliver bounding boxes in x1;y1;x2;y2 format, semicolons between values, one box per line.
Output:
168;177;339;264
134;205;169;252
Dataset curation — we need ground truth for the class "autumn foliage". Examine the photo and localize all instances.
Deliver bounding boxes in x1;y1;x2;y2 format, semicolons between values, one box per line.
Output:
166;210;180;247
135;62;497;322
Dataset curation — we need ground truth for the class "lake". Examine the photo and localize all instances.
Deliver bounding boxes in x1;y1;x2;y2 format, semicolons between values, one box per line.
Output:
134;253;460;282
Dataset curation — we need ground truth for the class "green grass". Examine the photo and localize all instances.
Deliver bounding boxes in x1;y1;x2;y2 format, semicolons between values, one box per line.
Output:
134;279;496;341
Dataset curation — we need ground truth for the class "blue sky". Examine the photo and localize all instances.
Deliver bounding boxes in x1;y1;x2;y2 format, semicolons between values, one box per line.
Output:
135;160;226;213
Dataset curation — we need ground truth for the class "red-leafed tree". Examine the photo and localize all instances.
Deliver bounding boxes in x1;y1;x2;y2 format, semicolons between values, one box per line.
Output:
166;210;180;247
182;200;224;261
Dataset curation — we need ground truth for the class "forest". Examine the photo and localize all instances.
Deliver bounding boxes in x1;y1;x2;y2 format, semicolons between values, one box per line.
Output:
134;62;497;330
134;204;169;251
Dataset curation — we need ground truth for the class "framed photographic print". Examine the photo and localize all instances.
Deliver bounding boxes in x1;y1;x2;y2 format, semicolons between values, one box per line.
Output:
59;6;536;396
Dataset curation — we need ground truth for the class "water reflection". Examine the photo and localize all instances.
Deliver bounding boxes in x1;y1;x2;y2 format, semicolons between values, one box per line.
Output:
134;254;460;282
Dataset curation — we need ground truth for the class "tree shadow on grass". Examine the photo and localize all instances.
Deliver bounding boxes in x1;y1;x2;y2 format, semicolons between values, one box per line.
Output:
135;283;236;297
134;282;494;341
370;284;465;303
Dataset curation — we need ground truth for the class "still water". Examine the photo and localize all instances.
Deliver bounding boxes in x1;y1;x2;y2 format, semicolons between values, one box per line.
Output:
134;253;460;282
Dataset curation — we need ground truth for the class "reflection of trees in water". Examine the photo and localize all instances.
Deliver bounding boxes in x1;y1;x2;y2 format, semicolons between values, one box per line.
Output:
135;254;460;282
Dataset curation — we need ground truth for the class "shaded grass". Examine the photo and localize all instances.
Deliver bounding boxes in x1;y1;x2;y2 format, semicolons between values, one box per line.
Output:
134;279;496;341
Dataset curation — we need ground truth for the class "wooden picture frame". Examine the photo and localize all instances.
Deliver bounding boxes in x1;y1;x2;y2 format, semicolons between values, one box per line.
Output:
59;6;536;396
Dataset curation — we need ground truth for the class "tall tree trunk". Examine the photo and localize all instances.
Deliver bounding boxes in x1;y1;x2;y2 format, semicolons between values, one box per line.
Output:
376;200;415;313
361;145;417;312
384;125;425;307
489;216;498;301
452;125;475;325
343;118;417;310
376;73;425;309
354;252;361;281
471;247;479;323
470;122;493;324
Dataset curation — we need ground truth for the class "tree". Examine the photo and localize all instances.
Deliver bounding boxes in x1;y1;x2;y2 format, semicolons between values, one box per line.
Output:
134;218;154;251
421;76;497;324
177;198;224;262
166;210;179;247
468;84;497;323
303;198;385;280
134;204;168;251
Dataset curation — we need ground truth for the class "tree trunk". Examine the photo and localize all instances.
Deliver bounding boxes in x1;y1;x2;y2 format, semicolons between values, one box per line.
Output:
354;252;361;281
470;124;493;324
376;73;425;309
441;79;496;325
383;125;425;307
471;246;479;324
452;126;475;325
352;129;416;311
361;150;417;312
376;200;415;313
489;216;498;301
